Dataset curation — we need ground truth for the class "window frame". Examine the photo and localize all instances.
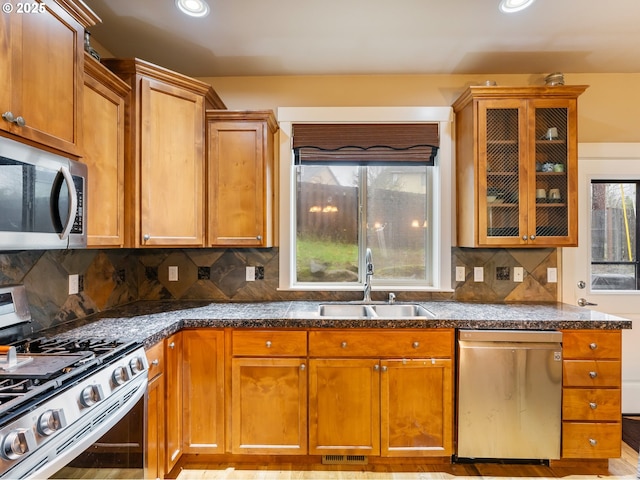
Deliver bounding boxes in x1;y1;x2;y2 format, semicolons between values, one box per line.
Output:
277;107;454;292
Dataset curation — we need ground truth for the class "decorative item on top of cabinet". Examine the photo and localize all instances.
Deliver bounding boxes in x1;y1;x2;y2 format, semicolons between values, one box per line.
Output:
307;329;454;458
101;58;226;248
83;53;130;247
1;0;99;156
561;330;622;460
452;85;588;247
206;110;278;247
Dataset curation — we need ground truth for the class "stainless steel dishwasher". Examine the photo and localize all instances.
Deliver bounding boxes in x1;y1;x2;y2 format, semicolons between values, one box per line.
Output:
457;330;563;460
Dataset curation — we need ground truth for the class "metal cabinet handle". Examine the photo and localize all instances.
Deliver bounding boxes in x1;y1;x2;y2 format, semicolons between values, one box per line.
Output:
169;342;175;349
373;364;379;371
412;341;420;349
2;111;26;127
589;438;598;447
589;342;598;350
300;363;305;371
589;402;598;410
143;234;151;242
341;341;347;349
256;235;262;241
589;371;598;379
151;359;159;366
530;234;536;240
381;365;387;372
521;235;528;241
578;298;598;307
265;341;272;348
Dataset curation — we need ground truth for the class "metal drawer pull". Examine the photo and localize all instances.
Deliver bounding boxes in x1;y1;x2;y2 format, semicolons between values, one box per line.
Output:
589;342;598;350
374;364;379;371
589;371;598;379
2;111;26;127
412;341;420;349
151;359;159;366
341;341;347;349
589;402;597;410
589;438;598;447
265;341;272;348
381;366;387;372
300;363;305;371
169;342;175;349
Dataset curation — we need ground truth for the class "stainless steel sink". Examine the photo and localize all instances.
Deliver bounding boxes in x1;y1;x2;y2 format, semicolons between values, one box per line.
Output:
370;304;434;318
317;303;433;318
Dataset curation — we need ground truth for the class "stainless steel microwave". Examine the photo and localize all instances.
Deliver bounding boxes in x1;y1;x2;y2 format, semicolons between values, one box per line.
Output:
0;136;87;250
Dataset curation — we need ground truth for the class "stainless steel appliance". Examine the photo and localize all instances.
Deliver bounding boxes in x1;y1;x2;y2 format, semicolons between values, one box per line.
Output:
0;136;87;250
0;285;148;479
457;330;563;460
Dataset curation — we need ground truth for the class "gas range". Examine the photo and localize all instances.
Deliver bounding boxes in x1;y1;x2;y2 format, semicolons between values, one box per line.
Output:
0;286;148;479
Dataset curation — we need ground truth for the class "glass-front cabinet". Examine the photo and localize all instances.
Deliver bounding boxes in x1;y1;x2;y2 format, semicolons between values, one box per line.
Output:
453;85;588;247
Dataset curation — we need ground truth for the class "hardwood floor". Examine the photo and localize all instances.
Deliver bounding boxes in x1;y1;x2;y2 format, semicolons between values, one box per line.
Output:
174;443;639;479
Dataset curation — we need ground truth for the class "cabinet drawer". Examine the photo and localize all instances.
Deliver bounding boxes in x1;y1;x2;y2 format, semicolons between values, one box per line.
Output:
563;360;621;387
562;331;621;359
145;341;164;380
562;388;621;421
309;329;453;358
562;422;621;458
232;330;307;356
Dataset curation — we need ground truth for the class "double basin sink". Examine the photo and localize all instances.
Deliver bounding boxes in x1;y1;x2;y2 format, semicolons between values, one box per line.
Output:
318;303;434;319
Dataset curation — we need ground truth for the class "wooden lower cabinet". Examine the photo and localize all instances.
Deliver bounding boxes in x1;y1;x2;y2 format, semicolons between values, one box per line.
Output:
164;332;183;473
182;329;225;454
308;329;455;458
145;342;165;480
230;330;308;455
561;330;622;459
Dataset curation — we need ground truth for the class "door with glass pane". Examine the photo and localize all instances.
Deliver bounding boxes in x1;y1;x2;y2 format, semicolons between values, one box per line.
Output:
561;144;640;413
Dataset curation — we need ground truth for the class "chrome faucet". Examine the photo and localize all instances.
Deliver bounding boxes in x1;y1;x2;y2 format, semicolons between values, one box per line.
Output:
363;248;374;302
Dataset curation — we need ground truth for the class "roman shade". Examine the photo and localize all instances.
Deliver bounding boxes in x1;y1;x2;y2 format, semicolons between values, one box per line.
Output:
292;123;439;165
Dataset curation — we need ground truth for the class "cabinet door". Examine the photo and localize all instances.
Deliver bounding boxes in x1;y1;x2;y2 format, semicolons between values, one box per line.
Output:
83;57;128;247
182;330;225;454
529;98;578;246
308;358;380;455
208;120;268;246
4;1;84;154
164;333;182;473
139;78;205;247
231;357;307;454
380;359;453;457
478;99;529;246
146;372;165;480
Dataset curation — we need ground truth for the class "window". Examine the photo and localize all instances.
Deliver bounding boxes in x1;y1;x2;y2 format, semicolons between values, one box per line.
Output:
591;180;639;290
278;107;454;292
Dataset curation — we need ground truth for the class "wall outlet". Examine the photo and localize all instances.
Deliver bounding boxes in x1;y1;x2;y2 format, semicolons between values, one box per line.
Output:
246;266;256;281
68;274;79;295
473;267;484;282
514;266;524;282
547;267;558;283
455;266;466;282
255;266;265;280
168;266;179;282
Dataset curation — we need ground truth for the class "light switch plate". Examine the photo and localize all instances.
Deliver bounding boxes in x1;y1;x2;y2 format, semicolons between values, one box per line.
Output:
474;267;484;282
513;267;524;282
455;266;466;282
168;266;178;282
547;267;558;283
246;266;256;281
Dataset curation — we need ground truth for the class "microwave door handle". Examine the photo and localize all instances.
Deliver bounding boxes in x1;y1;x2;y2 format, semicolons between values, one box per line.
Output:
58;165;78;240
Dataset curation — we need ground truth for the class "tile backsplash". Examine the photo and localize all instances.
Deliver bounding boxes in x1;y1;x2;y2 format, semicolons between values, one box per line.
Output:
0;247;557;333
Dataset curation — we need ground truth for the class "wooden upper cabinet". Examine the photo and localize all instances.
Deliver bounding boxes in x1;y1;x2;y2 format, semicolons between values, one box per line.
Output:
102;58;225;247
206;110;278;247
453;85;588;247
1;0;99;155
83;54;129;247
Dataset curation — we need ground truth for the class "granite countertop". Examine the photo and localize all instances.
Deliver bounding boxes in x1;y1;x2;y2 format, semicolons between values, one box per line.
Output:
45;300;632;349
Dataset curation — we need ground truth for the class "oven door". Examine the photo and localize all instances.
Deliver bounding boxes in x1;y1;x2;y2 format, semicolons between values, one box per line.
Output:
48;389;146;480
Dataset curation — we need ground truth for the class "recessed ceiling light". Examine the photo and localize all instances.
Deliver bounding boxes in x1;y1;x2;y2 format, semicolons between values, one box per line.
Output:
499;0;536;13
175;0;210;18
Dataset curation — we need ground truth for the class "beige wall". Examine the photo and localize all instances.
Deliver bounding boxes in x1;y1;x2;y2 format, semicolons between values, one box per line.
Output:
200;73;640;143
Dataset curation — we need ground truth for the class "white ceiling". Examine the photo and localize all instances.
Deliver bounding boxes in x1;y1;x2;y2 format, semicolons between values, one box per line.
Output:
84;0;640;78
